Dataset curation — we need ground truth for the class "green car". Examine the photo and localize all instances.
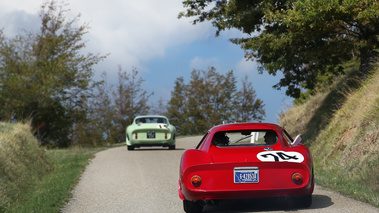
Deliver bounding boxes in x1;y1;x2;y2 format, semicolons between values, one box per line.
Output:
126;115;176;150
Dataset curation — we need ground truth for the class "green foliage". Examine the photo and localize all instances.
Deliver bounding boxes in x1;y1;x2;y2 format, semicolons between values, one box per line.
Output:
0;122;51;212
0;1;106;147
71;72;114;147
294;59;361;105
167;67;265;135
111;67;153;142
71;67;153;146
237;76;266;122
166;77;188;133
113;67;152;126
179;0;379;98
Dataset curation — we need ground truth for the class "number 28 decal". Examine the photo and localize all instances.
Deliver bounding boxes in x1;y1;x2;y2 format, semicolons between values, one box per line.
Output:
257;151;304;163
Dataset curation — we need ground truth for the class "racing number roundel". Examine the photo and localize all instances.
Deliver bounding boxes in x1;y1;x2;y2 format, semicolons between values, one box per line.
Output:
257;151;304;163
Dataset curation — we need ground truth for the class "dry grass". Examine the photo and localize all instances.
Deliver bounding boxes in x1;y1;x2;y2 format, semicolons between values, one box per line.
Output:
0;122;112;213
0;122;51;212
279;91;329;137
279;64;379;207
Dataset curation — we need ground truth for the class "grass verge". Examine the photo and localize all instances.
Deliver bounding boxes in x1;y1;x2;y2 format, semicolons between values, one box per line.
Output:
4;147;108;213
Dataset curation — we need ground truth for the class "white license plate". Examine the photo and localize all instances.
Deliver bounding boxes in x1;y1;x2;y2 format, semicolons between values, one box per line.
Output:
234;167;259;183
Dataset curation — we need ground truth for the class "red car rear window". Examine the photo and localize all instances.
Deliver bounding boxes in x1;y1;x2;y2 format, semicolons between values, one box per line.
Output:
213;130;278;147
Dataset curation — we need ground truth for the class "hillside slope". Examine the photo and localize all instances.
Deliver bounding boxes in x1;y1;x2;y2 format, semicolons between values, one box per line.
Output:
0;122;51;212
279;64;378;207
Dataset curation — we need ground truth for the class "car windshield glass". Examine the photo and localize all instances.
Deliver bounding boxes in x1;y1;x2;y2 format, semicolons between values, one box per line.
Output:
135;117;167;124
213;130;278;147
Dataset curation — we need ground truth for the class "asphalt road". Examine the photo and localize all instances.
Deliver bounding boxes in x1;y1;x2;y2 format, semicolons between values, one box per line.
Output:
62;136;378;213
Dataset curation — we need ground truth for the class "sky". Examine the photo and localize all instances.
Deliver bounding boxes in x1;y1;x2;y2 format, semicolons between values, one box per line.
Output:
0;0;293;124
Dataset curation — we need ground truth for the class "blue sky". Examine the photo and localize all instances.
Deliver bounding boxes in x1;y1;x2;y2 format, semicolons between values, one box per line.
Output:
0;0;293;124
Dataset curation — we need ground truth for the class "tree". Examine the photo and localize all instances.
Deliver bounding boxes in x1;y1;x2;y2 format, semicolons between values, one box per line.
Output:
198;68;238;126
185;69;209;133
72;67;154;146
72;72;115;146
112;66;153;142
167;67;265;135
179;0;379;98
0;0;106;146
167;77;189;134
149;98;168;116
235;76;265;122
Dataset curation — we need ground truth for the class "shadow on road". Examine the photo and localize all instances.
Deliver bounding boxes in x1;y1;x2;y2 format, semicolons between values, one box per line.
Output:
309;194;334;209
202;195;333;212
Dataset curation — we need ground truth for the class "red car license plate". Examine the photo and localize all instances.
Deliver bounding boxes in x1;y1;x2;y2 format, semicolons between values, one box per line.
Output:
234;167;259;183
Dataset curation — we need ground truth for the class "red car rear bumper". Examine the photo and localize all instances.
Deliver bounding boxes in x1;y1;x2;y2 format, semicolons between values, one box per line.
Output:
179;178;314;201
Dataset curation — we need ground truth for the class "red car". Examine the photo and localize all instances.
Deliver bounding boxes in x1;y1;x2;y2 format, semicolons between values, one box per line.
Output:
178;123;314;212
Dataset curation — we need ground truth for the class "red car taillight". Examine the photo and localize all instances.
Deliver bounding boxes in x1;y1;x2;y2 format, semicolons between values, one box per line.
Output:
135;132;138;139
292;173;303;185
165;132;168;139
191;175;202;187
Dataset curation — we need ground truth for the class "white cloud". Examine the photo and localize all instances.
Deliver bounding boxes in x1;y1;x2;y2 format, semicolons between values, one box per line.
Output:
0;0;213;75
69;0;213;70
0;0;41;14
0;10;40;36
235;57;258;75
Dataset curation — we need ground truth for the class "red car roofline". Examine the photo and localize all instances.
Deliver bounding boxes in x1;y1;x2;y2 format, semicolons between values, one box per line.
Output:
209;123;283;132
